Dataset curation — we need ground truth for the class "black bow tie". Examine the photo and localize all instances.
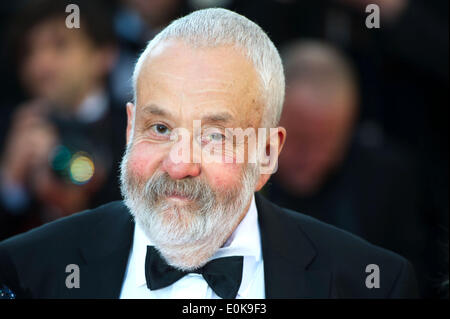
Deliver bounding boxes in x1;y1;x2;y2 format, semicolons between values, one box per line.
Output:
145;246;243;299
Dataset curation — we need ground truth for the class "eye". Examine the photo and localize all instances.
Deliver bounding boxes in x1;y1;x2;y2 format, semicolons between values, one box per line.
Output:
150;124;171;136
202;130;225;145
209;132;225;142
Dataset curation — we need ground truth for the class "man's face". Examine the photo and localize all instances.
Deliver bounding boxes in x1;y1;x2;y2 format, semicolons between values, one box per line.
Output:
120;40;266;270
20;17;109;108
277;76;356;195
130;40;263;199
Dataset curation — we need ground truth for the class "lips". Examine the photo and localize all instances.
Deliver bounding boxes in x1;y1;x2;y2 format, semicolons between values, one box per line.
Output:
165;191;193;200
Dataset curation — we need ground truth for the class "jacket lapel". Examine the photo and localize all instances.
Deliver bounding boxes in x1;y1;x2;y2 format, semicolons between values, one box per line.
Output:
255;193;332;298
65;202;135;298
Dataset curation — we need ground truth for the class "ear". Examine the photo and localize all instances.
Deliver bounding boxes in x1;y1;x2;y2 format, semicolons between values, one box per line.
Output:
254;126;287;191
126;102;135;145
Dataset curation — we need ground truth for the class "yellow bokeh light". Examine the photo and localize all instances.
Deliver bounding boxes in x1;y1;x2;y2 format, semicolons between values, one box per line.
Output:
69;154;95;184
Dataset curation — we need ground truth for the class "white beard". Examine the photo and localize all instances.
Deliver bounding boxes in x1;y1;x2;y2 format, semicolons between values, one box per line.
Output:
120;146;260;271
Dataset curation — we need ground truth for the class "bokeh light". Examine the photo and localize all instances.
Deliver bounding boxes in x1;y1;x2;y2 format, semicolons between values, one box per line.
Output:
69;153;95;185
49;145;72;172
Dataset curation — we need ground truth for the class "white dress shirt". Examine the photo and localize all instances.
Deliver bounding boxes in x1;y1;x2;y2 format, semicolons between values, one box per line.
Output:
120;195;265;299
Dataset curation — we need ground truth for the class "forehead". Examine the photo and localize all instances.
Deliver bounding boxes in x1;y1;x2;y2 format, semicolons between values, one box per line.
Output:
135;40;262;127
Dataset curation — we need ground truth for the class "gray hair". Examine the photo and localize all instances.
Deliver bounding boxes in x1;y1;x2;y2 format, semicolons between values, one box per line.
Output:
132;8;285;128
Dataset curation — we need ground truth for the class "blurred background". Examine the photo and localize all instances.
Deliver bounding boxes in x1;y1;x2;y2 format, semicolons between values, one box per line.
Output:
0;0;447;298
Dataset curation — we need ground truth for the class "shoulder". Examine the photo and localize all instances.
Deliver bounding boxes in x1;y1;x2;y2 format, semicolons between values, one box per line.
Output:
0;201;132;298
295;210;418;297
258;193;400;261
256;194;419;297
285;206;404;263
0;201;127;255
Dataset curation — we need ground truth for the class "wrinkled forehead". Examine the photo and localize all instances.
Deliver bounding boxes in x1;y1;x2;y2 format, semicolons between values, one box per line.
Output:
135;40;264;128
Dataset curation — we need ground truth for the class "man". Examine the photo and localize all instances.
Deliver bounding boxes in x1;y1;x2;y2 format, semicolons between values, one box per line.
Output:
0;8;418;299
266;40;429;296
0;0;125;239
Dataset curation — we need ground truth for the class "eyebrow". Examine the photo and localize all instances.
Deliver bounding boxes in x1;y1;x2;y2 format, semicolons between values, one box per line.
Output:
140;103;234;124
141;104;169;117
201;112;234;124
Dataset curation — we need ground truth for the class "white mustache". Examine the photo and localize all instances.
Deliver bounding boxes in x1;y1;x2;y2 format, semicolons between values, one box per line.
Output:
142;172;216;207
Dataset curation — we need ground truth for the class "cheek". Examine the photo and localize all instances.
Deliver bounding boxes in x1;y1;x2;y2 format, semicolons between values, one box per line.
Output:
203;162;243;191
127;143;164;180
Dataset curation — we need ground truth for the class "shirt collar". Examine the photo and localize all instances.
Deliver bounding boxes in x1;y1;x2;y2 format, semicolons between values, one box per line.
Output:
211;194;261;261
132;194;261;288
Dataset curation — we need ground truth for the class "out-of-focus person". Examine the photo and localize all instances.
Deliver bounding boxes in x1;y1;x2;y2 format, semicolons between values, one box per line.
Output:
275;41;358;197
265;40;431;297
111;0;192;104
0;0;126;239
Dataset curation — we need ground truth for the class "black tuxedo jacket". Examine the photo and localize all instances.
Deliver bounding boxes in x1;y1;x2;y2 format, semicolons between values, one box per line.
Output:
0;193;418;298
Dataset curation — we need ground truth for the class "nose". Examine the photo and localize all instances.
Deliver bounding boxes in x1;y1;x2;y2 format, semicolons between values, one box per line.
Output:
161;141;201;180
161;158;201;180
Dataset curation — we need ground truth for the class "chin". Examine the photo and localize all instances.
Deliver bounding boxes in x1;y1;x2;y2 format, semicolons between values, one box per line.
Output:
159;203;198;224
